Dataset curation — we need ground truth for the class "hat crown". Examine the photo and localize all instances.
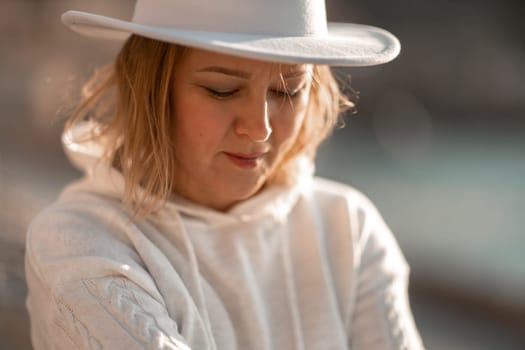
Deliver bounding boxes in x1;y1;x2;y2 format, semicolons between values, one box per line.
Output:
132;0;327;35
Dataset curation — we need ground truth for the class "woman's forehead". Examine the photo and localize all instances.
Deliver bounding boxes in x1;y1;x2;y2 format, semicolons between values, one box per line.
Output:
179;47;313;78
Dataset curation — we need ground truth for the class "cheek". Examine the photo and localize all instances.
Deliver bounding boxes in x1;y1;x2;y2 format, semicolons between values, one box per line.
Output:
173;98;227;154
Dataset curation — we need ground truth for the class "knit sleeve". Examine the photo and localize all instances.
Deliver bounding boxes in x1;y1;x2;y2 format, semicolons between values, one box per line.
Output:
349;195;425;350
25;206;193;350
29;273;191;350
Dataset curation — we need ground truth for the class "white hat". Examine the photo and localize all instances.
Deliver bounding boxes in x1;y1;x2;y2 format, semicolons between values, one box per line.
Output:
62;0;400;67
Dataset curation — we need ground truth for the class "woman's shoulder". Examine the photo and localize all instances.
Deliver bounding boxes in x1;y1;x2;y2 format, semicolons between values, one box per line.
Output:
308;177;409;273
301;177;390;243
26;179;136;277
28;178;129;240
311;177;362;195
309;177;378;212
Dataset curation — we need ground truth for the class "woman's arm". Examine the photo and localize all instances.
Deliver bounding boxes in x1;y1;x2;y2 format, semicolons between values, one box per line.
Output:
350;196;425;350
25;205;194;350
26;259;191;350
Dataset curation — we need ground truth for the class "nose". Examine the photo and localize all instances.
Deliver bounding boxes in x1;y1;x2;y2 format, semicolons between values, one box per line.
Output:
234;96;273;142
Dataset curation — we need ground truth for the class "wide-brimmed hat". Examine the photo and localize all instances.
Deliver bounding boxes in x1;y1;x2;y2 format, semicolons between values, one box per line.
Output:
62;0;400;67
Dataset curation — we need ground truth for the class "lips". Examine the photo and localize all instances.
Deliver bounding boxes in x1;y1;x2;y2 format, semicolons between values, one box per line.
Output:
223;151;267;168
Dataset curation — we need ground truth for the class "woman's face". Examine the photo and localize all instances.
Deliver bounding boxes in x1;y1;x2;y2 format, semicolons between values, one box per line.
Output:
170;48;313;211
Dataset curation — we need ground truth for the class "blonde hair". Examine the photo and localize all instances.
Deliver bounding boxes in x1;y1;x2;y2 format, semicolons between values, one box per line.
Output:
67;35;353;217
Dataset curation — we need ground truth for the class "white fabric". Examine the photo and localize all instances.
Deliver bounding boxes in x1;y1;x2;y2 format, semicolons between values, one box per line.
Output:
132;0;327;35
25;124;425;349
60;0;400;67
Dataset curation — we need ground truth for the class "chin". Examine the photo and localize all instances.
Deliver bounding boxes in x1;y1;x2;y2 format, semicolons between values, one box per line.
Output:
221;177;266;204
232;183;264;200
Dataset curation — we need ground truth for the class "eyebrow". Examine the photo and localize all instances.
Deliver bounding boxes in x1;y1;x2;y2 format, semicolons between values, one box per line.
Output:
196;66;251;79
196;66;310;80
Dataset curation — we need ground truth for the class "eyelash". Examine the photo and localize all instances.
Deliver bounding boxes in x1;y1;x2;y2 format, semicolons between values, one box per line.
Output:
205;87;304;99
205;88;239;98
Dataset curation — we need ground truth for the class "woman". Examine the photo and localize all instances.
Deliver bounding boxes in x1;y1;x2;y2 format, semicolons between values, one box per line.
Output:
26;0;425;349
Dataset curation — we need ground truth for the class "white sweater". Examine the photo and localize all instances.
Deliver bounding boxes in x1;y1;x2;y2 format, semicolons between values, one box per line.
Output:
25;126;424;350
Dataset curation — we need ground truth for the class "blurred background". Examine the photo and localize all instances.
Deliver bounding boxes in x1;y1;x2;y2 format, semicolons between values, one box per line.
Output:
0;0;523;349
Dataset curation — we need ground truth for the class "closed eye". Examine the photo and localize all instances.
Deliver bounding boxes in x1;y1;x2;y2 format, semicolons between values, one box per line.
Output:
202;85;306;99
204;87;239;99
270;89;290;98
270;85;306;99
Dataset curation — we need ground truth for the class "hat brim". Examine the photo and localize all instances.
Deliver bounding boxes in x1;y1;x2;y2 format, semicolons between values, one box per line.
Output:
62;10;400;67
